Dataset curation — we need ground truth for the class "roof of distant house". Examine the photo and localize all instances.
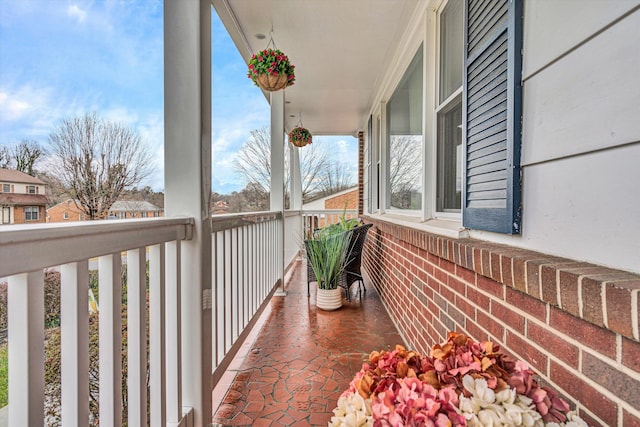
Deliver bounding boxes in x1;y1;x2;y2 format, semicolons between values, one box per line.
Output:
0;193;49;206
109;200;162;212
0;168;46;185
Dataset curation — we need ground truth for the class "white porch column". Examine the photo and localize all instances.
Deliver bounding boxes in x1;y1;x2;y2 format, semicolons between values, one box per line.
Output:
270;91;286;295
289;144;303;210
164;1;213;426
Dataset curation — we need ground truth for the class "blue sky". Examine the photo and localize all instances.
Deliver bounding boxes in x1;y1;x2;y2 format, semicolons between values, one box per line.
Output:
0;0;357;194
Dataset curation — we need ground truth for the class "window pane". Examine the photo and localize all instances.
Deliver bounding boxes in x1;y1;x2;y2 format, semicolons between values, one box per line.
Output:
439;0;463;103
437;98;463;211
387;46;423;210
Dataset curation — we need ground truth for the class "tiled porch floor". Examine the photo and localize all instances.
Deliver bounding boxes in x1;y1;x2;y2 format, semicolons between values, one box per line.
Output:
211;259;405;426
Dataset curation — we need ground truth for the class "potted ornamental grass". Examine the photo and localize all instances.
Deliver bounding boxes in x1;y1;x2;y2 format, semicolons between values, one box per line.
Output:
305;227;352;311
247;48;295;92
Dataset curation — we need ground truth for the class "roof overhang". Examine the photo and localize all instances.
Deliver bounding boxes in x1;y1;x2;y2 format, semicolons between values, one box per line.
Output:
212;0;422;136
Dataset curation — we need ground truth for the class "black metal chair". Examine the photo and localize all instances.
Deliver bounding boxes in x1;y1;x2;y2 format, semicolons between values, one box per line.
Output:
340;223;372;300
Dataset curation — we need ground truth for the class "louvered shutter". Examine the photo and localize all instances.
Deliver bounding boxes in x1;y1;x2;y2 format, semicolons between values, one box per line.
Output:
463;0;522;234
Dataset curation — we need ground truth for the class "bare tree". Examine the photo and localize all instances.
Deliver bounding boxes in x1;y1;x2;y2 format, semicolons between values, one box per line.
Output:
12;139;45;176
48;113;152;220
233;126;352;203
0;146;10;169
389;134;422;209
315;162;355;198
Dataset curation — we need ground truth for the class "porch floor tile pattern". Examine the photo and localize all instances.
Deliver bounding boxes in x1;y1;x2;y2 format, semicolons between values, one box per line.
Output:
211;260;405;426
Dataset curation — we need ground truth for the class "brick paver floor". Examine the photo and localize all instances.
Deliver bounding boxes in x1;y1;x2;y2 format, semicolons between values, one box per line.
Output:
211;259;405;426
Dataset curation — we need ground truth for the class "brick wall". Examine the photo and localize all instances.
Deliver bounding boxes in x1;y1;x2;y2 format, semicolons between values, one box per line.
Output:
47;200;86;222
13;205;46;224
324;189;358;210
361;215;640;427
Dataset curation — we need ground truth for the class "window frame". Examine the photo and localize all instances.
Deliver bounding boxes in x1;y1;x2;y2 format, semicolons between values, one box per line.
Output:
24;206;39;221
384;42;426;216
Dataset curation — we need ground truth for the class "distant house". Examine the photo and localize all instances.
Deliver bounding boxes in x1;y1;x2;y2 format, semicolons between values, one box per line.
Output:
107;200;163;219
46;199;87;222
0;168;49;225
47;199;163;222
302;187;358;230
302;187;358;211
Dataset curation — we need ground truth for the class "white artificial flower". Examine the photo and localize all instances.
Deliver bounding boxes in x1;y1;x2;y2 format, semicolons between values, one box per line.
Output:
329;392;373;427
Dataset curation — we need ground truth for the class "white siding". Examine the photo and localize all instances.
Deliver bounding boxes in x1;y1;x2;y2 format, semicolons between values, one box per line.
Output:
469;4;640;273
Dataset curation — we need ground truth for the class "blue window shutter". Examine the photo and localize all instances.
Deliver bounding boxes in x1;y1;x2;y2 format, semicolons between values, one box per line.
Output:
463;0;523;234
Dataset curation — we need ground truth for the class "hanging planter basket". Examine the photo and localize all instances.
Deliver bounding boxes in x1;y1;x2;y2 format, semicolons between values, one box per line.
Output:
288;126;312;147
247;48;295;92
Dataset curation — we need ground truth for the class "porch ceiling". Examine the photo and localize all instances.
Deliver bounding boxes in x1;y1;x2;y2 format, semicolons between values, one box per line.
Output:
212;0;421;136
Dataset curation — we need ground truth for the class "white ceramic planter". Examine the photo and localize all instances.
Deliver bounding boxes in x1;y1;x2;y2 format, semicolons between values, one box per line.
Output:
316;287;342;311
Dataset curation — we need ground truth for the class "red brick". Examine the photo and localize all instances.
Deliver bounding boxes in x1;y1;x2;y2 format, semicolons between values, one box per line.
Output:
455;297;476;319
605;280;640;339
490;252;502;282
581;276;604;327
559;270;581;317
623;410;640;427
550;361;618;426
456;266;476;285
441;258;455;274
491;300;525;334
477;275;504;299
527;322;578;368
505;330;547;373
505;287;546;322
478;310;504;341
583;352;640;409
465;320;488;342
481;249;491;277
473;247;482;274
512;258;527;292
448;276;466;296
621;336;640;374
467;286;490;310
525;259;543;298
501;255;513;287
540;265;559;306
549;307;616;359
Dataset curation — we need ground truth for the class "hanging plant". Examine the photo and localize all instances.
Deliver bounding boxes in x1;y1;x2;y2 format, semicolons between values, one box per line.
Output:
247;48;295;92
288;126;312;147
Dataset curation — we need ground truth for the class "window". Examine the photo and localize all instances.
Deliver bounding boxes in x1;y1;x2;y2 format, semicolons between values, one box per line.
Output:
386;45;423;211
63;212;69;220
436;0;463;213
24;206;39;221
2;184;10;193
27;185;37;194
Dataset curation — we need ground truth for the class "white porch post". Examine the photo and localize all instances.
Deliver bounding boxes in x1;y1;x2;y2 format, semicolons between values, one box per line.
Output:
270;91;286;295
289;144;303;210
164;1;213;426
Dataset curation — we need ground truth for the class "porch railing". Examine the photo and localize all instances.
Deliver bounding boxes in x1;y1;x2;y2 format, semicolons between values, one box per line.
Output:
209;211;283;387
0;217;193;427
301;209;359;238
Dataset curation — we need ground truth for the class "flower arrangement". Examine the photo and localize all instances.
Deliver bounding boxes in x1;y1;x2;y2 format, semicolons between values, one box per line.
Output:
330;332;588;427
288;126;312;147
247;48;295;91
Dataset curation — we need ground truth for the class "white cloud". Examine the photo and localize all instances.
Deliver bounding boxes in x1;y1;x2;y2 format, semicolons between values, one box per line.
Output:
0;90;31;121
66;4;87;23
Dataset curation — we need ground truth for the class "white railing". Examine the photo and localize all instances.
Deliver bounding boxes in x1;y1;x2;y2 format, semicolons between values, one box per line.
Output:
301;209;359;238
0;217;193;427
209;211;283;387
